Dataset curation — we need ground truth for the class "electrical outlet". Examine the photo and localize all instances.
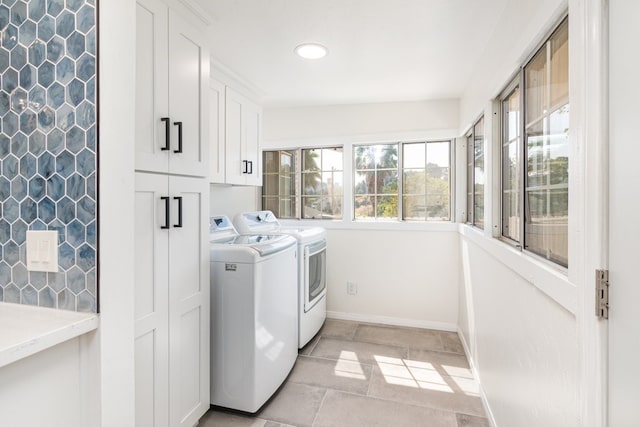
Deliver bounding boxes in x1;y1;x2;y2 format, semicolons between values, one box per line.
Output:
347;281;357;295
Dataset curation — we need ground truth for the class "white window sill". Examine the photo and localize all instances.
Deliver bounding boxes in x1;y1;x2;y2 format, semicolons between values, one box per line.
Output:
279;218;459;232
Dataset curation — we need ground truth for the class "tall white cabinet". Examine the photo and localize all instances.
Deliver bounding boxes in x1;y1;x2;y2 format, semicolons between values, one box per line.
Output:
135;0;210;426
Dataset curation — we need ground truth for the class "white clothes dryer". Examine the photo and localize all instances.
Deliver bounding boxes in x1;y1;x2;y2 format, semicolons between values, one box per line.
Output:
209;215;298;413
233;211;327;348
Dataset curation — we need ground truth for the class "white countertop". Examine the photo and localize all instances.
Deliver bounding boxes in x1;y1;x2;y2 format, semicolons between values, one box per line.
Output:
0;302;99;369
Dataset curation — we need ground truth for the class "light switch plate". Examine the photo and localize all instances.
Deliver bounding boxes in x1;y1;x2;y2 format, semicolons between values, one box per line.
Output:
26;230;59;273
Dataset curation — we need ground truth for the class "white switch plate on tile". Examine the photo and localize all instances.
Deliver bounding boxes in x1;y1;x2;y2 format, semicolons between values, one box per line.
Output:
26;230;59;273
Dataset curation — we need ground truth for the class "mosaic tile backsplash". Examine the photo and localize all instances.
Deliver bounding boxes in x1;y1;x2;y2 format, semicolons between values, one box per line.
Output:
0;0;97;312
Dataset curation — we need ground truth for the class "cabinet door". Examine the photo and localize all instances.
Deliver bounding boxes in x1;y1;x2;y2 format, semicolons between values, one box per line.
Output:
134;172;170;427
168;10;209;177
209;79;226;183
135;0;169;173
168;176;210;427
225;87;245;185
244;100;262;186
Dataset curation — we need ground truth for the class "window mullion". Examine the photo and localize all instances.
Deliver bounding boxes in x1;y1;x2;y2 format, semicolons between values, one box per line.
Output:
398;142;403;221
295;149;301;219
519;68;526;249
471;131;475;225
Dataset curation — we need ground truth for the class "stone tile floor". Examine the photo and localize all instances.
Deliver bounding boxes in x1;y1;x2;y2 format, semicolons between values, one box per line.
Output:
200;320;490;427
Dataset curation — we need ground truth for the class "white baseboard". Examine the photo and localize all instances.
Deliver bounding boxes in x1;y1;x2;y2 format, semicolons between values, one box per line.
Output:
457;327;497;427
326;311;458;332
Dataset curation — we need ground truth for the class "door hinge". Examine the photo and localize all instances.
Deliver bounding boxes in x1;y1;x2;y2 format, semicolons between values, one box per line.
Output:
595;269;609;320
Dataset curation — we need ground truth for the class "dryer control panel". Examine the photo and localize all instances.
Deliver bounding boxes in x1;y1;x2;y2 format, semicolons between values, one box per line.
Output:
234;210;280;234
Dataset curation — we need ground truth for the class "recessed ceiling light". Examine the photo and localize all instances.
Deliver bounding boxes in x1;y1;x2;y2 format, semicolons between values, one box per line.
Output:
294;43;328;59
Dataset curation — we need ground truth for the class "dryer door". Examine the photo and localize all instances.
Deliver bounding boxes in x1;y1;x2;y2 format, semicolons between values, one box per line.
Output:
304;240;327;312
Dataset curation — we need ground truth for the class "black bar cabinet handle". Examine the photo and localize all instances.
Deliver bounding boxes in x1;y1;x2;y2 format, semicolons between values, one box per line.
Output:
173;196;183;228
161;196;170;229
173;121;183;153
161;118;170;151
248;161;253;175
242;160;248;174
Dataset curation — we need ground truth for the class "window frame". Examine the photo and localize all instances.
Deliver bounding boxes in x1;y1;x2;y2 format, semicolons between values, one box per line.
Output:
497;16;570;268
261;149;298;219
352;140;453;222
466;115;485;229
300;146;344;220
262;139;454;224
352;142;400;221
262;146;345;220
498;77;524;247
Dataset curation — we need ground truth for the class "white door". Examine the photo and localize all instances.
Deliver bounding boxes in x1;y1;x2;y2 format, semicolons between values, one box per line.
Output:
168;176;210;427
168;10;209;177
135;0;169;173
134;172;170;427
608;1;640;424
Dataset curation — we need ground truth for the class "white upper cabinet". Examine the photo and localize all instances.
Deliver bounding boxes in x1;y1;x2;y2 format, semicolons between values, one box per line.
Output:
209;79;226;183
224;87;262;186
136;0;169;173
136;0;209;177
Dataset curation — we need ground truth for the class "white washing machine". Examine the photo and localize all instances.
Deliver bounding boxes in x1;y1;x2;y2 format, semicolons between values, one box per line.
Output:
209;215;298;413
233;211;327;348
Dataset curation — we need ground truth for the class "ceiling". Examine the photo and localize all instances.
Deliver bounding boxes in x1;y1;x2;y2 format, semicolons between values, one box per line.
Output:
196;0;510;107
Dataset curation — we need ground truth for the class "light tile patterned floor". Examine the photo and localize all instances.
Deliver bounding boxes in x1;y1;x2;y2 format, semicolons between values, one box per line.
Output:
200;320;489;427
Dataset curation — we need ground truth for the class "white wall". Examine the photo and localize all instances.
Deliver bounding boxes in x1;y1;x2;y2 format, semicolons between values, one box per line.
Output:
209;184;259;218
325;229;459;330
459;233;578;426
263;99;459;145
459;0;566;130
264;100;461;328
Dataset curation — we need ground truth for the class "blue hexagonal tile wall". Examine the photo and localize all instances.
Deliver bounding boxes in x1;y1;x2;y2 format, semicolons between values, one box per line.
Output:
28;84;46;111
28;130;45;155
28;0;45;22
37;15;54;42
18;19;36;46
0;0;97;312
0;6;9;31
28;40;45;67
2;25;19;50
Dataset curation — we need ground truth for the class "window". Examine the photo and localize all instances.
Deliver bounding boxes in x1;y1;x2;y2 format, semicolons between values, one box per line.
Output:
262;150;296;218
354;144;398;220
264;142;451;223
301;148;343;219
501;85;521;242
525;18;569;266
402;141;450;221
353;141;451;221
262;147;343;219
499;17;569;267
466;116;485;228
